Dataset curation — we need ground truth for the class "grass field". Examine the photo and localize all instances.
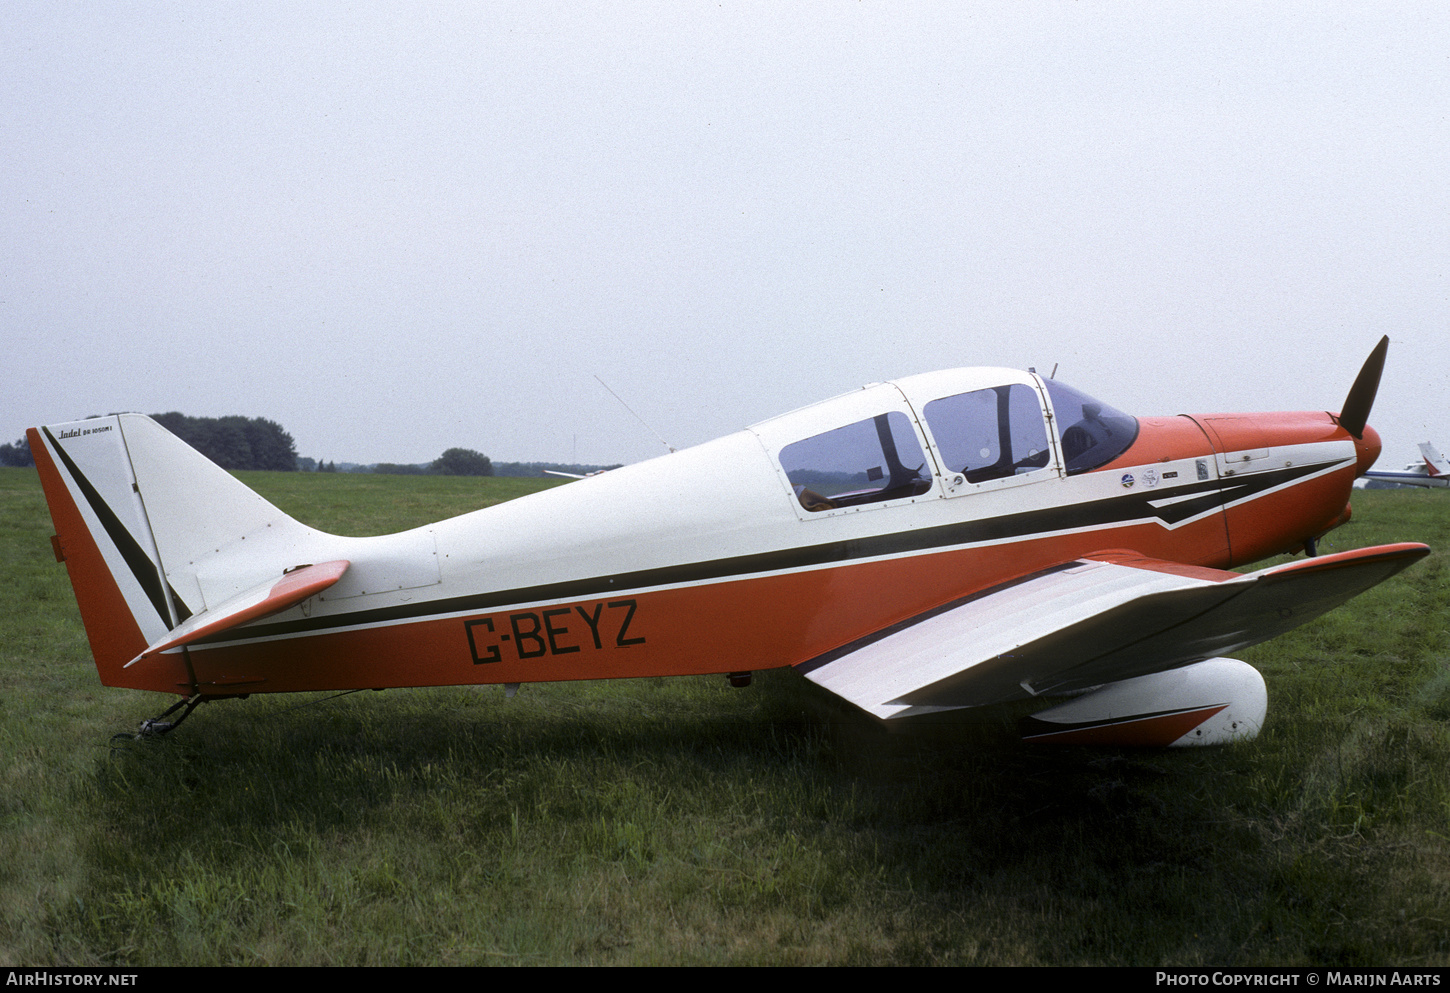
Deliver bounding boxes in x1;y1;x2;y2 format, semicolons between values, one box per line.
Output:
2;466;1447;965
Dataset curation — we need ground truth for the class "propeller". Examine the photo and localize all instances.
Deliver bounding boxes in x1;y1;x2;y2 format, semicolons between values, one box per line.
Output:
1337;335;1388;440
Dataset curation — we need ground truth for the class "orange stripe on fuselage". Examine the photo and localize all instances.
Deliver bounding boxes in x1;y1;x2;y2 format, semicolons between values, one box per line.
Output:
1220;463;1358;564
154;509;1239;696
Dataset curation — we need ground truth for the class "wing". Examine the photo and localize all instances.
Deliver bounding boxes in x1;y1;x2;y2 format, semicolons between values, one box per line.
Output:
799;543;1428;720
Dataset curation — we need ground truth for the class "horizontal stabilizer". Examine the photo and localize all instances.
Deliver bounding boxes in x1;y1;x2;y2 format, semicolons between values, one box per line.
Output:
126;561;349;667
801;543;1428;719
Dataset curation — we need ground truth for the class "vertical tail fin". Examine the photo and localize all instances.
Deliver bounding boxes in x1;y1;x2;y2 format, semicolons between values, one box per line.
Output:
28;414;319;693
1419;442;1449;478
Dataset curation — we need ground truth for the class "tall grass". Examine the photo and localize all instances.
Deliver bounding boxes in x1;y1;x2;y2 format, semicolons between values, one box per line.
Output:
2;468;1447;964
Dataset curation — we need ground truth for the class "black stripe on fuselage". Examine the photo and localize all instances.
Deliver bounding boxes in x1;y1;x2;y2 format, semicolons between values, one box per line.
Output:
195;458;1347;646
44;426;191;629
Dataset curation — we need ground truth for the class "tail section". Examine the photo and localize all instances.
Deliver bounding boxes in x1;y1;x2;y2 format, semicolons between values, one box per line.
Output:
28;415;321;693
1419;442;1449;478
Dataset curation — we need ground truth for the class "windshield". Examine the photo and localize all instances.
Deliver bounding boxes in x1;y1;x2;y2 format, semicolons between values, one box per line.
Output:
1042;379;1139;474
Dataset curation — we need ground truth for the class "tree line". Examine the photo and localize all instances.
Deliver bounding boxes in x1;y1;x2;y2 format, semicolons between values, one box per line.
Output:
1;416;600;479
0;436;31;468
373;448;494;476
0;415;298;472
150;413;298;471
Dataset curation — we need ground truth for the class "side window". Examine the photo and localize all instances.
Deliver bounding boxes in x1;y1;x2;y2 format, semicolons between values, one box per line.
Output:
924;385;1050;484
780;411;932;512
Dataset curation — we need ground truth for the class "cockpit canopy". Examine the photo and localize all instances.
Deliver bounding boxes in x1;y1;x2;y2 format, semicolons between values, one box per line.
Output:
759;369;1140;514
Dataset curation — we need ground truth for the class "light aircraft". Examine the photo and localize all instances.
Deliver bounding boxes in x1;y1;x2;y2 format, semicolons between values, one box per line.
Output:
28;337;1429;745
1364;442;1450;489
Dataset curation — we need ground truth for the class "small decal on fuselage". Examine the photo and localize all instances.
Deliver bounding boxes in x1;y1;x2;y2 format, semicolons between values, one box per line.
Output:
1142;468;1159;487
1121;473;1135;488
465;599;645;664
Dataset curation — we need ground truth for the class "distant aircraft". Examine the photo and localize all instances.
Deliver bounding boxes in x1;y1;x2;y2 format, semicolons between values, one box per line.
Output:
1364;442;1450;489
28;337;1428;745
543;469;608;480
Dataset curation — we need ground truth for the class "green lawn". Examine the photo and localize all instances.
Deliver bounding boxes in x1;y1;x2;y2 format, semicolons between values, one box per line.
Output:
2;467;1447;965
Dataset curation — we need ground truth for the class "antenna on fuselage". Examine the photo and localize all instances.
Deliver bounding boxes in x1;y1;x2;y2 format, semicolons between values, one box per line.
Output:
595;376;676;454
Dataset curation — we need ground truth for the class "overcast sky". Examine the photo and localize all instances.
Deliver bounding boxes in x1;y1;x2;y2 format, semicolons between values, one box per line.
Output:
4;2;1446;469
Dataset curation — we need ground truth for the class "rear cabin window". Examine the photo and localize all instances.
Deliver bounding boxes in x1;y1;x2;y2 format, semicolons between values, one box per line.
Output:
923;384;1051;484
1041;379;1139;474
780;411;932;512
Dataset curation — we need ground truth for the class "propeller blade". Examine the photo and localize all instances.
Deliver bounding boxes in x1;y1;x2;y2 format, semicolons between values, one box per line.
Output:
1338;336;1388;440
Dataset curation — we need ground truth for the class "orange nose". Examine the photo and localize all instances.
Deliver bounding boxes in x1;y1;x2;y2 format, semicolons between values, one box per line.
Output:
1355;423;1382;476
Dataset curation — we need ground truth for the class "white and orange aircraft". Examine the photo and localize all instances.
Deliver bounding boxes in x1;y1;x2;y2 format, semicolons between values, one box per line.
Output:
28;337;1429;745
1365;442;1450;490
